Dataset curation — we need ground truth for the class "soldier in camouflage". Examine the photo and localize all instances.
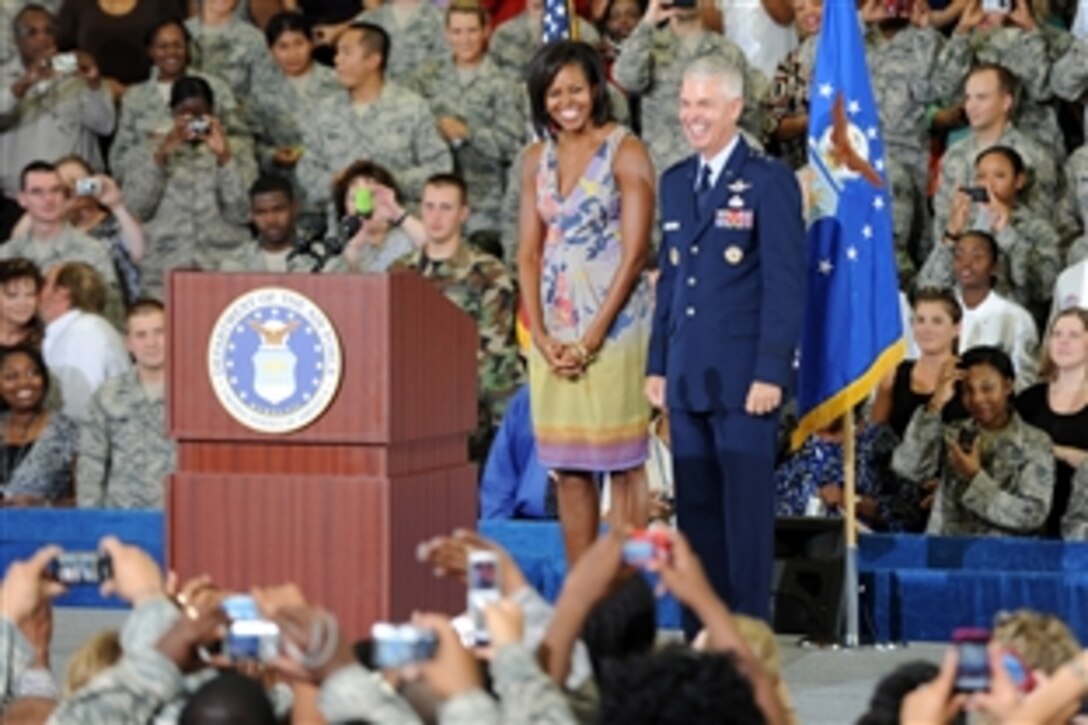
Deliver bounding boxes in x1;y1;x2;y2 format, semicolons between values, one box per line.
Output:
0;5;116;202
216;174;329;273
247;13;341;186
108;19;251;186
1063;145;1088;265
185;0;275;112
918;145;1061;323
296;22;453;211
931;64;1059;252
357;0;446;83
122;76;256;299
892;346;1054;537
930;0;1064;161
405;2;526;234
613;0;767;173
1061;461;1088;539
76;299;175;509
488;0;601;81
390;175;522;459
862;0;944;280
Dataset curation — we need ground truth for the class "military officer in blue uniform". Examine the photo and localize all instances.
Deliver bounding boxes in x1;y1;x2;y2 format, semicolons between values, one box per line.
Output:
646;56;806;633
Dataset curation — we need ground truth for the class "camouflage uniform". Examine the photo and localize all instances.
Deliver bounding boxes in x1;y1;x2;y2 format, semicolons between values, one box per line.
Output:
391;242;523;434
613;21;767;173
185;16;275;112
108;70;251;186
0;57;116;198
917;207;1062;321
296;82;453;210
866;24;943;280
488;11;600;80
0;224;116;286
931;27;1064;161
123;139;256;298
1060;144;1088;265
1051;33;1088;105
75;371;175;509
891;408;1055;536
931;124;1058;247
0;616;33;707
215;240;328;273
320;644;575;724
406;55;526;233
248;63;341;179
1060;461;1088;540
357;2;447;84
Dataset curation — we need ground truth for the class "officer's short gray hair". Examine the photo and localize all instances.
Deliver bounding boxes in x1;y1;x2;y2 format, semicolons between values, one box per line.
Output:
683;57;744;101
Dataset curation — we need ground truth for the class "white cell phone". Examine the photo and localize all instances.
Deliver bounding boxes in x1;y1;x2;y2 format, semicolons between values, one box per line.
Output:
467;550;501;646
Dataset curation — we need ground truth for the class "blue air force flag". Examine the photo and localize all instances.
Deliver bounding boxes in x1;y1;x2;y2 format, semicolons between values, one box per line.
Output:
792;0;905;447
542;0;575;43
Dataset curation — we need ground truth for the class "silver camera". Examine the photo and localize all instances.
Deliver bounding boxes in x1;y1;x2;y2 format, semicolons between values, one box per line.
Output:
186;116;211;137
50;52;78;74
74;177;101;197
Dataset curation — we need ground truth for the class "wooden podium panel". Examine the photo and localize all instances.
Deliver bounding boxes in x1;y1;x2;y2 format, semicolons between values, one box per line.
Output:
168;469;476;634
166;271;479;636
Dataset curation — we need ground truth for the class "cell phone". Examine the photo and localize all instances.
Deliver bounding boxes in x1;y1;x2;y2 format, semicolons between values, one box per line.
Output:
960;186;990;203
51;52;78;74
467;550;501;646
958;426;978;452
1002;650;1036;693
952;627;991;693
370;623;438;669
47;552;112;585
74;177;101;197
622;529;672;568
221;595;280;662
981;0;1011;12
667;0;698;8
883;0;912;17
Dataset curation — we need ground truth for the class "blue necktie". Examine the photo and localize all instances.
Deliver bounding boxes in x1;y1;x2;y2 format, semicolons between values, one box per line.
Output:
695;164;713;215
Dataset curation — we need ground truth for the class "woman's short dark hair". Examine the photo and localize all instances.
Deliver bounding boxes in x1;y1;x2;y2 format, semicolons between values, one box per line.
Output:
959;344;1016;382
332;160;402;218
145;17;191;50
957;230;999;265
975;145;1025;177
0;345;50;408
0;258;43;291
170;75;215;112
265;11;311;47
526;40;611;137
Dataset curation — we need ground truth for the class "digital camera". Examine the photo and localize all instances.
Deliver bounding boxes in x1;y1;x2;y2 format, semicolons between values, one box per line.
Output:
371;623;438;669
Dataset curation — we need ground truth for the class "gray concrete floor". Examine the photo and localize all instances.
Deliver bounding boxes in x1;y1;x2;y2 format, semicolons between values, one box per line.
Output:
49;609;946;722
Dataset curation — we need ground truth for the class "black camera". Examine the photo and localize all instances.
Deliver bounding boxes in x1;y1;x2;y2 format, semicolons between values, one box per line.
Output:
47;552;113;585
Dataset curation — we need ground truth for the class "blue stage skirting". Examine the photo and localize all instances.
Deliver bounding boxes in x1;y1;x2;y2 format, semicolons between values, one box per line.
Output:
3;510;1088;642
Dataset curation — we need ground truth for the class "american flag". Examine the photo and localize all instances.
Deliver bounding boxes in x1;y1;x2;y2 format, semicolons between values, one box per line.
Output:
542;0;576;43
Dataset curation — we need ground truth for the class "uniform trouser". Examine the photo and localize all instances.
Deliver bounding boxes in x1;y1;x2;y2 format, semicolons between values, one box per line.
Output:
670;406;777;638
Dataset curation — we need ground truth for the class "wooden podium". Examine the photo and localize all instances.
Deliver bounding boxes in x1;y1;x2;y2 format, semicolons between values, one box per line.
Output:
165;271;478;637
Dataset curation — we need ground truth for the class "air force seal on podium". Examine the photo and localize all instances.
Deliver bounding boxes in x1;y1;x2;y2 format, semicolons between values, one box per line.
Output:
208;288;342;433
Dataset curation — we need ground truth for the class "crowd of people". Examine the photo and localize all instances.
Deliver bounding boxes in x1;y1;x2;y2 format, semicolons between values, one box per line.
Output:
3;529;1088;722
2;0;1088;719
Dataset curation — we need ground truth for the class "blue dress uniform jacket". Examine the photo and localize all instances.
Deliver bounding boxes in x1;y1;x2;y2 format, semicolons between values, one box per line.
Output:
648;135;806;629
648;136;806;413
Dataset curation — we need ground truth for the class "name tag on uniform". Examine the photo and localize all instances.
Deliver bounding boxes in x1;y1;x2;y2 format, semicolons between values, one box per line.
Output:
663;220;681;232
716;208;753;230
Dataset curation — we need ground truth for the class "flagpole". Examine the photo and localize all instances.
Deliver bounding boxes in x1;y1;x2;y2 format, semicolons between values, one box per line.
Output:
842;412;859;648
